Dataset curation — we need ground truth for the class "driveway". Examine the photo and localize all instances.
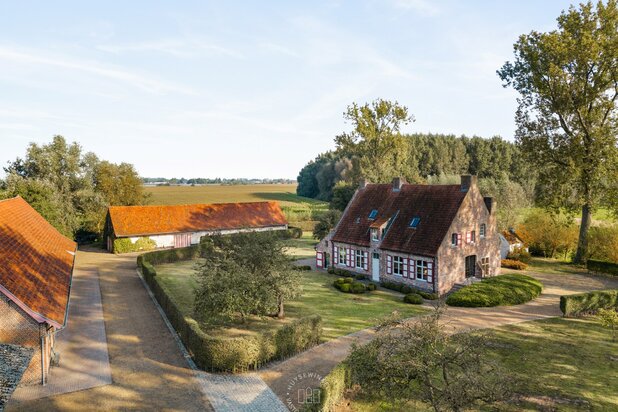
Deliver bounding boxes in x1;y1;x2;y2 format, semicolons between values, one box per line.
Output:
8;248;211;411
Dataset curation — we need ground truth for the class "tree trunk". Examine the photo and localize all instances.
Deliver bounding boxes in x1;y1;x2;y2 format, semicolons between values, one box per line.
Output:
574;203;592;264
276;297;285;319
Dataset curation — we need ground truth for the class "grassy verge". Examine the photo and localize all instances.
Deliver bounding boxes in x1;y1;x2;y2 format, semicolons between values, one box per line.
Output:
154;262;426;341
348;317;618;411
446;274;543;307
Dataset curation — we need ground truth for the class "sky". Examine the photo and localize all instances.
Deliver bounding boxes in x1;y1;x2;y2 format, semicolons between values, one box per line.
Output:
0;0;574;179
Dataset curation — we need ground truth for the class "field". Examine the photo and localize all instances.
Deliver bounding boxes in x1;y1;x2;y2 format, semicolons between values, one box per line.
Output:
145;184;328;229
349;317;618;411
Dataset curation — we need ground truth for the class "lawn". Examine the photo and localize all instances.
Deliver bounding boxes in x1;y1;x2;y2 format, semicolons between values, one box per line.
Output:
154;261;427;341
284;231;318;260
144;184;328;228
349;317;618;412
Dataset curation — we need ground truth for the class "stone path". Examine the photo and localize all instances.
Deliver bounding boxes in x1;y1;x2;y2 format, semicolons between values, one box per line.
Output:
10;260;112;403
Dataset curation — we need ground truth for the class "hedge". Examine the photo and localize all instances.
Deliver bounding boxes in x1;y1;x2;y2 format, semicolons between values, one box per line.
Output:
137;247;323;372
333;277;375;294
113;237;157;254
500;259;528;270
403;293;423;304
560;289;618;317
315;361;352;411
380;280;438;300
587;260;618;276
446;274;542;307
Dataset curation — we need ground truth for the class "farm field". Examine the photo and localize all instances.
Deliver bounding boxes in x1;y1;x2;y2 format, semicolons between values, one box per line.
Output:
145;184;328;228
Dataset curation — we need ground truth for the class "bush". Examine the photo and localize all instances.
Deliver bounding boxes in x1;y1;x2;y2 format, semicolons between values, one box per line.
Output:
587;225;618;263
403;293;423;304
418;291;439;300
400;285;414;294
501;259;528;270
506;246;531;264
380;280;436;298
446;274;543;307
587;260;618;276
344;277;354;284
339;283;351;293
366;282;377;291
317;362;352;412
294;265;312;271
285;226;303;239
113;237;157;254
351;282;367;294
560;289;618;317
138;248;323;372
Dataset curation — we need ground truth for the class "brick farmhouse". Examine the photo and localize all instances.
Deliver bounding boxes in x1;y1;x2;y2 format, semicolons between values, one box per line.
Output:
315;176;500;295
104;201;288;252
0;196;76;386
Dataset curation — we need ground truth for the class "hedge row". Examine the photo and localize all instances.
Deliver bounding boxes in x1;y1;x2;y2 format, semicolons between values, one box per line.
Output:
446;274;543;307
587;260;618;276
380;280;439;300
333;277;376;293
315;362;352;412
500;259;528;270
560;289;618;317
138;247;323;372
113;237;156;254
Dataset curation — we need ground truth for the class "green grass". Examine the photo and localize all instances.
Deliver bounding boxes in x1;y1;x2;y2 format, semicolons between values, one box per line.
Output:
284;231;318;260
446;274;543;307
349;317;618;412
144;183;328;224
154;261;426;341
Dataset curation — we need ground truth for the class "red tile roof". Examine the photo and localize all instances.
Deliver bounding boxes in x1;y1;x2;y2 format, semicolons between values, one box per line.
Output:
0;197;76;327
332;184;467;256
502;230;524;244
108;201;288;237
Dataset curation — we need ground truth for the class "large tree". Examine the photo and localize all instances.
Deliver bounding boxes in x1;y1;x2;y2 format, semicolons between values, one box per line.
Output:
498;0;618;263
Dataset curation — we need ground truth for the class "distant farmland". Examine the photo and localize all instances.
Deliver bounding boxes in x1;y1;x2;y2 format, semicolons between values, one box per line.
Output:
145;184;328;230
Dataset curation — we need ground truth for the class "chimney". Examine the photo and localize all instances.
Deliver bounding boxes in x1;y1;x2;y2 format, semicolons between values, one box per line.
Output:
484;197;495;214
392;177;406;191
460;175;477;192
359;178;368;189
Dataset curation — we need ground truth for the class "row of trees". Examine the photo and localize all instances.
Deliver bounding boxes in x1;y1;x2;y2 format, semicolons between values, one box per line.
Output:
0;135;148;239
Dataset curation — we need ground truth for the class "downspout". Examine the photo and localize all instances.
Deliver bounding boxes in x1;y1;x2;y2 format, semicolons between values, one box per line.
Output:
40;334;46;385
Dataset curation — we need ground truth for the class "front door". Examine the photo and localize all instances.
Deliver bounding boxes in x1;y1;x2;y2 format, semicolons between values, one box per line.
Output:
324;253;330;268
372;252;380;282
465;255;477;278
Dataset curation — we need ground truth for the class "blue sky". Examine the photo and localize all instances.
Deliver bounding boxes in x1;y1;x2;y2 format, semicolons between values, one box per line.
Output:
0;0;573;179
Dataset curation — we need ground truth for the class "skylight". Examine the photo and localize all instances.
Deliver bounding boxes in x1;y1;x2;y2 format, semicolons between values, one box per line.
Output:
368;209;378;219
409;216;420;228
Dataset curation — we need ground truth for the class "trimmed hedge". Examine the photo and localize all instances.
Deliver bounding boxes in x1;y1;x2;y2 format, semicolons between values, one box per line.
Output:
294;265;312;271
587;260;618;276
380;280;438;299
501;259;528;270
113;237;157;254
327;267;354;277
403;293;423;304
137;247;322;372
333;277;374;294
316;362;352;412
560;289;618;317
446;274;543;307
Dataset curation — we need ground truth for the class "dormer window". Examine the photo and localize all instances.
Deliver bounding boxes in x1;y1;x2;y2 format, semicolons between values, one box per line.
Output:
368;209;378;219
371;228;379;241
409;216;420;228
355;217;361;224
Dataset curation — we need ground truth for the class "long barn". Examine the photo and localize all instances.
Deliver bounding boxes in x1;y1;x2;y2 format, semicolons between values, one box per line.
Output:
104;201;288;252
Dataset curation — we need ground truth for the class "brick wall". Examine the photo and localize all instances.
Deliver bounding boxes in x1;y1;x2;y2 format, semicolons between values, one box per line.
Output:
0;295;48;385
380;250;435;292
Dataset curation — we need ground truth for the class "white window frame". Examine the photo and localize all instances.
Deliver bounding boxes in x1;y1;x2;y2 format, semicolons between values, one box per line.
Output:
480;223;486;238
371;228;379;242
355;249;365;269
451;233;458;247
393;256;404;276
338;247;345;265
416;260;429;281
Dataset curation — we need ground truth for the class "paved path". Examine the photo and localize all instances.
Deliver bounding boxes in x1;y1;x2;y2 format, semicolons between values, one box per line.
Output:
260;265;618;405
10;256;112;402
8;249;211;411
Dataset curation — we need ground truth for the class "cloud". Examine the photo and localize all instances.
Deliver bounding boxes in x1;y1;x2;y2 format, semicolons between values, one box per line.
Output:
97;39;244;59
0;46;195;95
392;0;441;15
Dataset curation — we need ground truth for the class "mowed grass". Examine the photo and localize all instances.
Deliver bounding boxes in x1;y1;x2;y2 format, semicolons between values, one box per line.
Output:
284;231;318;260
154;263;427;341
350;317;618;412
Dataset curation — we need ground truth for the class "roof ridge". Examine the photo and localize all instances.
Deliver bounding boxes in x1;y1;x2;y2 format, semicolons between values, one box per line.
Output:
109;200;279;209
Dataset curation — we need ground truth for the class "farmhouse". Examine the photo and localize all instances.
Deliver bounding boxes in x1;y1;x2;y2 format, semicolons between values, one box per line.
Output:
316;176;500;295
105;201;288;252
0;196;76;386
500;229;527;259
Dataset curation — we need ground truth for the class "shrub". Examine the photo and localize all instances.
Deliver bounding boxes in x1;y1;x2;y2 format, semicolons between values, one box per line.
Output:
351;282;367;294
587;260;618;276
587;225;618;263
418;291;439;300
138;248;322;372
317;362;352;412
403;293;423;304
327;268;336;275
340;283;351;293
501;259;528;270
446;274;543;307
113;237;157;254
286;226;303;239
400;285;414;294
344;277;354;284
354;273;367;280
294;265;312;271
366;282;377;291
506;246;532;264
560;289;618;317
380;280;436;298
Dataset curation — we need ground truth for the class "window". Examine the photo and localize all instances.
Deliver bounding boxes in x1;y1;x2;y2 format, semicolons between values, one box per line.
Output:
355;217;361;224
471;230;476;243
371;228;379;241
368;209;378;219
480;257;490;274
416;260;429;281
393;256;404;276
338;247;345;264
409;216;420;228
451;233;458;246
355;250;365;269
480;223;486;237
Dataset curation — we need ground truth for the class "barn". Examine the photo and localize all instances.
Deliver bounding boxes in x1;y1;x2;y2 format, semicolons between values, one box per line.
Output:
104;201;288;252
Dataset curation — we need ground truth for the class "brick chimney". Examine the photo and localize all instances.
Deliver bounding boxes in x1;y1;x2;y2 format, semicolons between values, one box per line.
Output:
392;177;406;191
460;175;477;192
484;197;495;214
359;178;368;189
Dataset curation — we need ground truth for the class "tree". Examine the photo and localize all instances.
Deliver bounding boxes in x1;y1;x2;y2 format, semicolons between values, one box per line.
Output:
313;209;342;240
94;161;149;206
330;181;357;211
498;0;618;263
346;308;512;412
195;232;301;321
597;308;618;341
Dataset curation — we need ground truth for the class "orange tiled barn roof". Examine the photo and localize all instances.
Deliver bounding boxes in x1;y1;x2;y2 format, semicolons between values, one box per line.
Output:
0;196;77;327
108;201;288;237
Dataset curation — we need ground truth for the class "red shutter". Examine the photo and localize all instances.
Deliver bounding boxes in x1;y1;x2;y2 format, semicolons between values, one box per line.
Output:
363;251;368;271
458;233;463;248
403;258;408;278
316;251;323;268
466;231;471;244
386;255;392;274
427;261;434;283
